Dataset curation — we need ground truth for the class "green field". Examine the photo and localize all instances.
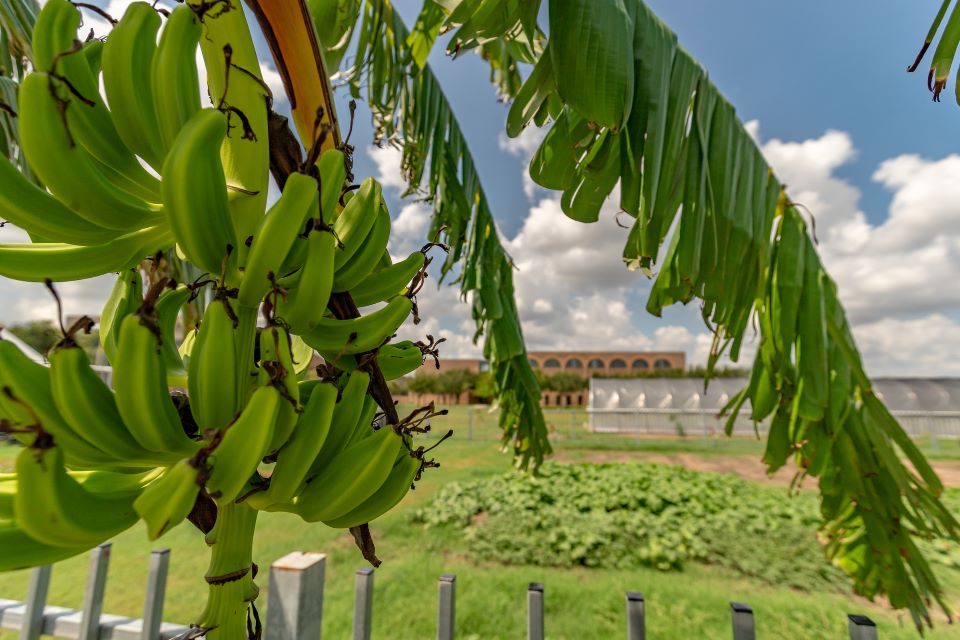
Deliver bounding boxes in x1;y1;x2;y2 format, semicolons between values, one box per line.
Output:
421;404;960;461
1;422;959;639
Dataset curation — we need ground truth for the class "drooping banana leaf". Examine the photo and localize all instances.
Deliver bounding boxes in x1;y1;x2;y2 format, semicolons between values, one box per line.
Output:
910;0;960;101
0;0;36;73
0;0;37;175
491;0;957;628
314;0;551;469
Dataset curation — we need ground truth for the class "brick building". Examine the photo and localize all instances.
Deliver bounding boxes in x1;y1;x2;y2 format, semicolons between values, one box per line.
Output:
417;351;686;377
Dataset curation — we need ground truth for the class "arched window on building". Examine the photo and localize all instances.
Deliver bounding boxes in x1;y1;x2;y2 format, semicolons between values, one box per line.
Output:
565;358;583;369
609;358;627;369
588;359;605;369
544;358;561;368
529;358;539;368
654;358;672;369
632;359;649;370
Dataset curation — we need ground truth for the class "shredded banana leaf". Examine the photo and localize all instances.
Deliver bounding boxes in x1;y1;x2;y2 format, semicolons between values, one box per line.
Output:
318;0;551;469
496;0;960;627
0;0;37;178
0;0;35;69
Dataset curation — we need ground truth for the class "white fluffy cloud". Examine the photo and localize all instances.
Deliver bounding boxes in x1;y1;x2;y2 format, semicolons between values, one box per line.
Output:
753;125;960;375
756;127;960;322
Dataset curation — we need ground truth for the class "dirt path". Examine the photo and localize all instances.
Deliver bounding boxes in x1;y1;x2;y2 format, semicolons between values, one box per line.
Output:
551;449;960;488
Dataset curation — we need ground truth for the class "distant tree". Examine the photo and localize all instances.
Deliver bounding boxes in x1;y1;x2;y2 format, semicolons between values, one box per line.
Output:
5;320;100;361
435;369;477;396
473;372;494;402
387;378;409;396
5;320;59;355
541;372;588;392
407;374;438;395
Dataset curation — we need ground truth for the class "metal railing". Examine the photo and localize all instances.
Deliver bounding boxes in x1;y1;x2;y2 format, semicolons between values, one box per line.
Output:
0;545;884;639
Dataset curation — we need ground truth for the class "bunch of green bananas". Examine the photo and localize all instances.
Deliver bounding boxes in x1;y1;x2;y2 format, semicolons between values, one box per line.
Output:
0;0;446;609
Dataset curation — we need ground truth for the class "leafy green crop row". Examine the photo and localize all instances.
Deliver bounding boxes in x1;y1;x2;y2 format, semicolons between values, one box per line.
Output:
413;463;960;592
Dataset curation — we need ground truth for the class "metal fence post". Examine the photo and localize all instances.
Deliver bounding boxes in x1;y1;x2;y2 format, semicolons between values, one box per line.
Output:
527;583;544;640
730;602;755;640
353;567;374;640
847;614;878;640
19;565;51;640
436;574;455;640
265;552;326;640
625;592;644;640
141;548;171;640
78;543;111;640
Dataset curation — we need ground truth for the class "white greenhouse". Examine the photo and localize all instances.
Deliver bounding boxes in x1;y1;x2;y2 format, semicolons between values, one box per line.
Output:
588;377;960;440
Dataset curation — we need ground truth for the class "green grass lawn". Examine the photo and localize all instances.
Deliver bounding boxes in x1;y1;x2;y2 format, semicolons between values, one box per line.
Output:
0;429;959;639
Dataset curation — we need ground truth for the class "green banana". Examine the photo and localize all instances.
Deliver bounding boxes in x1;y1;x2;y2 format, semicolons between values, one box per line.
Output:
322;453;421;528
0;476;14;518
0;224;172;282
238;173;318;308
154;284;193;375
259;381;337;506
301;296;413;355
297;379;323;406
31;0;161;202
15;445;140;547
332;198;391;292
350;251;426;307
344;393;379;448
152;4;202;153
100;269;143;366
205;384;280;503
0;340;128;470
162;108;238;278
318;149;347;224
133;459;201;540
258;325;300;452
17;72;162;231
190;0;270;260
0;469;157;519
322;340;424;380
82;38;103;75
113;311;200;456
188;295;239;431
306;371;369;478
274;226;336;334
0;152;116;245
274;142;347;285
0;519;93;571
332;178;382;269
49;343;180;467
294;425;404;523
377;341;425;380
275;144;346;283
102;2;165;169
291;335;314;375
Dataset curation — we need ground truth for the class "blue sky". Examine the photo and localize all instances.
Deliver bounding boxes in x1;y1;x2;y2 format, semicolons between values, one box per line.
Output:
343;0;958;234
5;0;960;376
